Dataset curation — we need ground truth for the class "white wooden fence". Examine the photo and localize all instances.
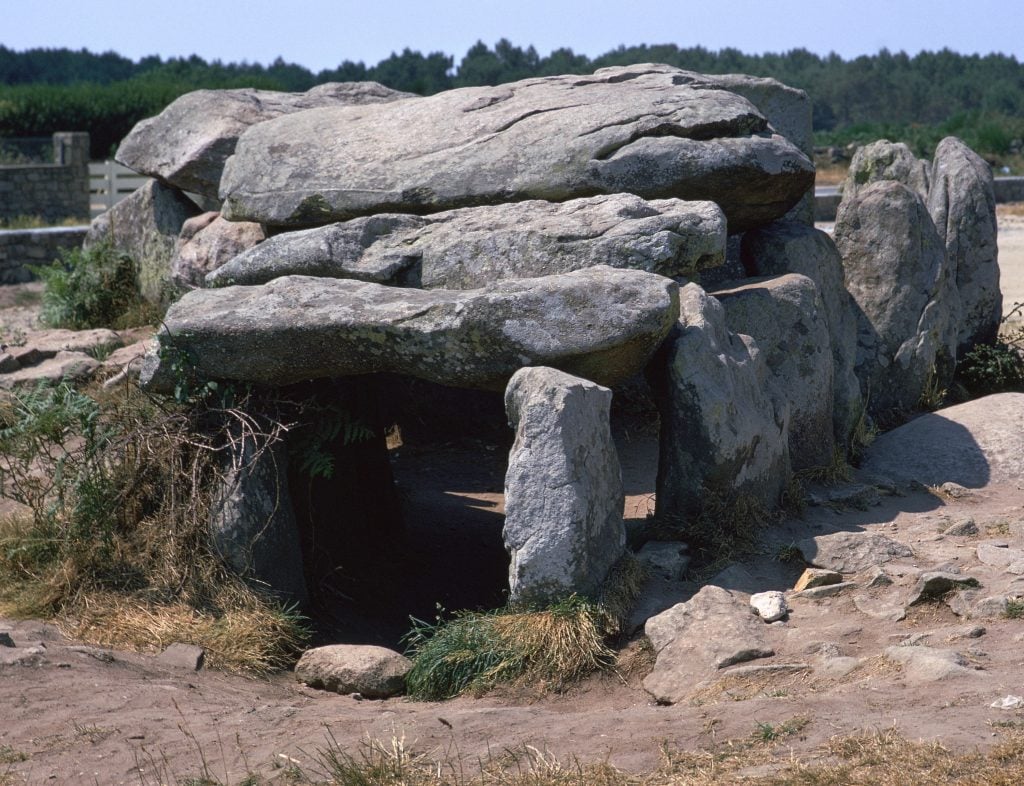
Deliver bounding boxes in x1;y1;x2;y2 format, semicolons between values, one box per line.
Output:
88;161;151;218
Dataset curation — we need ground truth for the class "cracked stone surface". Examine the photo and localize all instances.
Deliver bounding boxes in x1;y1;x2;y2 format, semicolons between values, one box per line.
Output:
208;195;726;289
219;65;813;231
141;266;679;392
116;81;415;199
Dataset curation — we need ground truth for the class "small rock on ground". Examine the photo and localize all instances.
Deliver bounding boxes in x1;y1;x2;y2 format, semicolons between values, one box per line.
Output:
884;645;984;683
636;542;690;581
157;643;205;671
793;567;843;591
944;518;979;536
906;571;981;606
295;644;411;699
750;591;788;622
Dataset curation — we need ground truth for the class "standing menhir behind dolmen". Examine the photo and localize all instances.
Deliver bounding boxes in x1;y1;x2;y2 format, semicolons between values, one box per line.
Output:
926;137;1001;356
740;221;863;450
834;179;959;421
829;135;1000;424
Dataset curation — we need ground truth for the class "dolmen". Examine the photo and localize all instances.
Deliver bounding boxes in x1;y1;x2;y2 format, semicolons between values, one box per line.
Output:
92;63;999;605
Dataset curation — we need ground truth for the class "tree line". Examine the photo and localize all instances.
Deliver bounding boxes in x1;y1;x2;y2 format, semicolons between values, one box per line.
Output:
1;41;1021;162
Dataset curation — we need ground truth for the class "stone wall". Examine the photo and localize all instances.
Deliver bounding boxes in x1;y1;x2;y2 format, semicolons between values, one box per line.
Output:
0;133;91;223
0;227;88;283
993;177;1024;203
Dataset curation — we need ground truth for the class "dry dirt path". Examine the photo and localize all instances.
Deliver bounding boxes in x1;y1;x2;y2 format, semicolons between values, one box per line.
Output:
3;479;1024;785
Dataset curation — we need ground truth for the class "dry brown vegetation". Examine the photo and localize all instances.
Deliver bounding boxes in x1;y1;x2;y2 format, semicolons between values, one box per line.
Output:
813;162;848;186
0;381;308;673
997;202;1024;219
92;724;1024;785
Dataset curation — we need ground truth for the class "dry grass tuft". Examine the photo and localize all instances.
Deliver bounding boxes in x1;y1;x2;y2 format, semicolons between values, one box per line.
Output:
689;668;812;706
774;725;1024;785
796;447;854;487
997;202;1024;220
814;162;849;186
44;724;1024;785
597;554;649;637
403;555;647;701
802;654;905;694
653;487;775;582
65;591;306;673
404;595;617;701
308;733;633;786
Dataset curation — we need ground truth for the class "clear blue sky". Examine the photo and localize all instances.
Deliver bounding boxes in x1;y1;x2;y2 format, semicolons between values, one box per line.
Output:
5;0;1023;71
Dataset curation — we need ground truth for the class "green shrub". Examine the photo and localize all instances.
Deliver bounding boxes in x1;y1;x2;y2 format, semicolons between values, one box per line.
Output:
956;339;1024;397
1004;598;1024;620
30;241;154;330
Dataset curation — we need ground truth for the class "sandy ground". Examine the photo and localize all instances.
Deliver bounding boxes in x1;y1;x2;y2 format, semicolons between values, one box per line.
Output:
997;206;1024;324
1;210;1023;784
3;468;1024;784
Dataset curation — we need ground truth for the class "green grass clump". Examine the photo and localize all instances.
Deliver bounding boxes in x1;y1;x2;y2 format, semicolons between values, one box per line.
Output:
403;594;617;701
30;240;157;330
951;305;1024;399
752;717;810;744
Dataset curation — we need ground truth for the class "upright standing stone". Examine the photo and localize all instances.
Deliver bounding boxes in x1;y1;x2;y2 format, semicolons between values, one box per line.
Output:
927;136;1001;355
84;180;201;304
843;139;930;201
834;180;959;419
652;283;790;523
714;274;835;471
503;367;625;604
742;221;862;448
209;427;308;606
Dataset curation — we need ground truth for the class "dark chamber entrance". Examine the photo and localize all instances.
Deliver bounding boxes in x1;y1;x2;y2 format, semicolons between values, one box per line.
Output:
296;376;512;649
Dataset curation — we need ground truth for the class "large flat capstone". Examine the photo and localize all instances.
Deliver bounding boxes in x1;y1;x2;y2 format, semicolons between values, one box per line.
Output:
219;65;814;231
140;266;679;392
207;195;726;289
116;82;414;199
